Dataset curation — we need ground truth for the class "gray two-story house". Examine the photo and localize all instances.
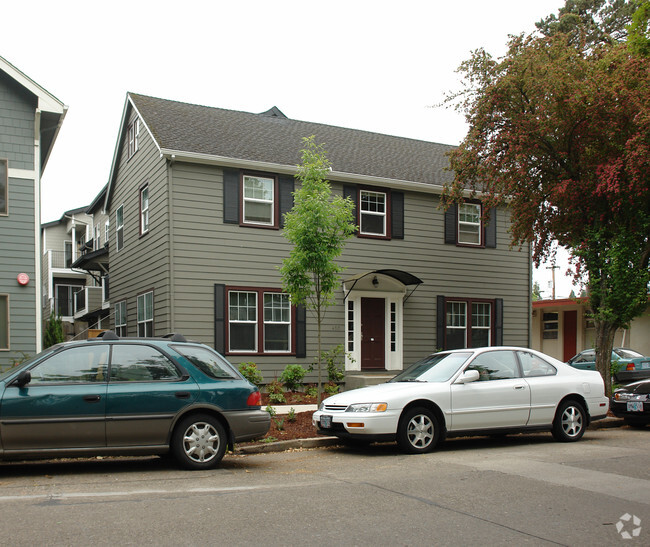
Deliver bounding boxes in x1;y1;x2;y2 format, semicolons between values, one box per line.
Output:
102;93;531;380
0;55;66;369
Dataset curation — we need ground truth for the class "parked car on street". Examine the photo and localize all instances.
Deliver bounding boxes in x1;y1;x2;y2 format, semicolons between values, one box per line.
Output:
567;348;650;383
610;380;650;426
0;332;270;469
313;347;608;453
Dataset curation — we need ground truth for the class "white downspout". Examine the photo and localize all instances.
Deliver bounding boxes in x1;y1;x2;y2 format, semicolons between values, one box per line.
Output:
34;109;43;352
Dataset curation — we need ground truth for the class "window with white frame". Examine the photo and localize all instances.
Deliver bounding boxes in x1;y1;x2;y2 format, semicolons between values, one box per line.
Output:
458;202;482;245
115;300;127;337
242;175;275;226
0;294;8;349
445;299;493;349
116;205;124;251
127;117;139;159
140;185;149;235
347;300;354;352
105;220;110;245
94;225;101;250
228;289;292;354
0;159;7;215
263;293;291;352
55;284;83;317
137;291;153;337
359;190;387;236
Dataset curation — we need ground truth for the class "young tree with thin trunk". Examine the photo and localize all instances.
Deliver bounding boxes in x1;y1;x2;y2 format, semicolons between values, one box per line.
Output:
443;8;650;396
280;136;356;403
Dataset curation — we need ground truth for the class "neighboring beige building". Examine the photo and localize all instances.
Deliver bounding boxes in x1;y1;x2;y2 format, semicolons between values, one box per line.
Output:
532;298;650;362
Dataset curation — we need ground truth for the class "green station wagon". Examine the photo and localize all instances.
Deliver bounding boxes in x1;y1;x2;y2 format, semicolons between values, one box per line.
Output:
0;332;270;469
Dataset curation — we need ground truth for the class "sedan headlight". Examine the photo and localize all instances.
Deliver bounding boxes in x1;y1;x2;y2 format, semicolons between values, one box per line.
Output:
346;402;388;413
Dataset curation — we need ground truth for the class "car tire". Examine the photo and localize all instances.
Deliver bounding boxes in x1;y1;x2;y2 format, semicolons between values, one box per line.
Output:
552;400;587;442
171;413;227;470
396;407;440;454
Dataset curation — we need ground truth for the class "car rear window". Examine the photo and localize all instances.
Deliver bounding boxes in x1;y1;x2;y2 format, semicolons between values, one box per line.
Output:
173;345;239;380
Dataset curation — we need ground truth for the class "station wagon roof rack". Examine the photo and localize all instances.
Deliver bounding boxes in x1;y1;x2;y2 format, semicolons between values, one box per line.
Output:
88;331;189;343
162;333;188;342
95;330;119;340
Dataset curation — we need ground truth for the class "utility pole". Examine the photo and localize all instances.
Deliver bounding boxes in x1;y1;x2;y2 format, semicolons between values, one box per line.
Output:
546;264;559;300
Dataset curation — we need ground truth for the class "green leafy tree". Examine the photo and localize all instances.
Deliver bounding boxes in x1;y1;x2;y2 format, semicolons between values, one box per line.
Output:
628;0;650;56
280;136;356;403
444;16;650;396
43;315;65;348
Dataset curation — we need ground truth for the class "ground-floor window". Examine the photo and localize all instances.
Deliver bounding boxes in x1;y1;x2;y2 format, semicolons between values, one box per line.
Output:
227;287;292;354
115;300;127;337
0;295;8;349
440;297;501;350
137;291;153;337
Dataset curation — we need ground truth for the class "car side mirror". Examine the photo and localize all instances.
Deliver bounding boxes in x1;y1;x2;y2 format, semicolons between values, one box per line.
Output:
11;370;31;388
455;369;480;384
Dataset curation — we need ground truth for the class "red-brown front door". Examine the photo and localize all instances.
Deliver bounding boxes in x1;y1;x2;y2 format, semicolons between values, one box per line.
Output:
563;310;577;362
361;297;385;370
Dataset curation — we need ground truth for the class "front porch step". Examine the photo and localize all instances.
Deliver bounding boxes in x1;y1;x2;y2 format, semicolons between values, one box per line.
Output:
345;373;395;390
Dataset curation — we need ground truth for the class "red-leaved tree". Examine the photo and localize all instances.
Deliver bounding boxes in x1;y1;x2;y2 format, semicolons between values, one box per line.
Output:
443;30;650;396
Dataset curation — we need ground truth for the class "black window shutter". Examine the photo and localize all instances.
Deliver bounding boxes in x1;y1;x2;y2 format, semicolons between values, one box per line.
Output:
214;284;226;354
436;295;446;350
444;205;457;244
485;207;497;248
278;175;294;228
494;298;503;346
343;185;358;233
391;191;404;239
223;168;239;224
295;304;306;358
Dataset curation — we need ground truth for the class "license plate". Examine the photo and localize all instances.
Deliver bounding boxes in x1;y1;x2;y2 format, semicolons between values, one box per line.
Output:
627;402;644;412
640;361;650;369
320;415;332;428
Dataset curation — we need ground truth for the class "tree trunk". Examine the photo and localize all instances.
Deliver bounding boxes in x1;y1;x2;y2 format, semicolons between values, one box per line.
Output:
317;299;322;406
593;320;616;398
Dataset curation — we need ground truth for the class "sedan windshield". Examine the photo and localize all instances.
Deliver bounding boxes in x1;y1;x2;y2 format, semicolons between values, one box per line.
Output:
390;352;472;383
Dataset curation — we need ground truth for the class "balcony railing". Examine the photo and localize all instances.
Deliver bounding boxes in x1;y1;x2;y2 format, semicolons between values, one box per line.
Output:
74;286;104;318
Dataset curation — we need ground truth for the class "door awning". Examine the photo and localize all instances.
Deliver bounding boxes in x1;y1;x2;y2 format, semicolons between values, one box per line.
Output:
343;269;423;302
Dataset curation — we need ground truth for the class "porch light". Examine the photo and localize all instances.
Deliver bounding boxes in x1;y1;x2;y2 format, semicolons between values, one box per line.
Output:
372;276;379;287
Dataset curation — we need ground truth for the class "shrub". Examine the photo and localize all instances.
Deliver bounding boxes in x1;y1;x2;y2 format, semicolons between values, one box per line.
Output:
324;381;340;395
310;344;349;383
266;379;286;404
279;364;306;391
238;362;264;387
43;315;65;348
305;384;318;398
287;407;297;422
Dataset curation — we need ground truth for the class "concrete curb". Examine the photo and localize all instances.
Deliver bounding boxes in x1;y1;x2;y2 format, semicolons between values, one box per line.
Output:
235;417;626;455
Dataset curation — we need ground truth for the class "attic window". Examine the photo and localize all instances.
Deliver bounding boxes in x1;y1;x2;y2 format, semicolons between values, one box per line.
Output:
128;117;140;159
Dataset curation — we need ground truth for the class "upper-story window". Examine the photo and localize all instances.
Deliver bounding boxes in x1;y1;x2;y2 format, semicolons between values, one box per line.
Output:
105;220;110;244
114;300;127;337
0;159;7;215
458;203;482;245
140;185;149;235
127;117;140;159
116;205;124;251
242;174;275;227
359;190;388;237
94;225;101;250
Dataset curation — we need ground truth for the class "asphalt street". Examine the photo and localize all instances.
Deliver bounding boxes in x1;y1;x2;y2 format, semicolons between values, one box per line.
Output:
0;426;648;546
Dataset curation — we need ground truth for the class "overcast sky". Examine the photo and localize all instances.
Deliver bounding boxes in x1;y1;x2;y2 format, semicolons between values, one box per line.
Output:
2;0;576;296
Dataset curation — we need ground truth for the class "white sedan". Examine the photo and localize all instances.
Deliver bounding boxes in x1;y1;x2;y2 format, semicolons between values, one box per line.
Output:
313;347;609;453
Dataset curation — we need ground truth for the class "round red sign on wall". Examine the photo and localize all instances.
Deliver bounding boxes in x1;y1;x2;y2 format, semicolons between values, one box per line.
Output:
17;273;30;286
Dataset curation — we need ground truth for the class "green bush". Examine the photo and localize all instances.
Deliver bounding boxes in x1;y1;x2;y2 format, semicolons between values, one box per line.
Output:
43;315;65;349
324;381;340;395
279;364;306;391
238;362;264;387
310;344;348;383
266;379;286;404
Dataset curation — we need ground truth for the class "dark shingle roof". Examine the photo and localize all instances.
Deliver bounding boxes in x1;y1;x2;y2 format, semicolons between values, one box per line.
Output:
129;93;455;187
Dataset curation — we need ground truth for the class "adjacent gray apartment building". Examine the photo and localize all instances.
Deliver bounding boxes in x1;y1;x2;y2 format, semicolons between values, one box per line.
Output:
0;55;66;370
97;93;531;380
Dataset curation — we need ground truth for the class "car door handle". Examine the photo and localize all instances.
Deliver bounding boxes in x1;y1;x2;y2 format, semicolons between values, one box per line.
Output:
83;395;102;403
514;385;526;390
175;392;191;399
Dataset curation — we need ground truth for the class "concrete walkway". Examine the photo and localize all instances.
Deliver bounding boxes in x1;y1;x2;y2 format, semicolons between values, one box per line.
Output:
270;404;317;414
